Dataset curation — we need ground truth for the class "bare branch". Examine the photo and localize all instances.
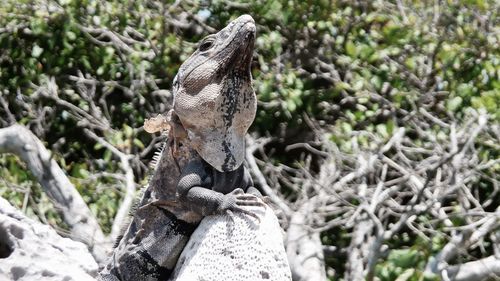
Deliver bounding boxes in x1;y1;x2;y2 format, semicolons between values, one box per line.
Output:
447;256;500;281
0;124;109;263
83;129;136;241
246;135;292;215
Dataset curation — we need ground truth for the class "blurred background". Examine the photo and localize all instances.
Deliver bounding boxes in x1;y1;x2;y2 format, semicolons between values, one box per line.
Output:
0;0;498;280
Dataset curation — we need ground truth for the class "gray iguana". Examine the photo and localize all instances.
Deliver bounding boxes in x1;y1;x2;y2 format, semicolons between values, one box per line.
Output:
99;14;266;281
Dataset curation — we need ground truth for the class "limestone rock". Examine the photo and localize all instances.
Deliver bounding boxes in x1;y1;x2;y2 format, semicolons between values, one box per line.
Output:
0;197;98;281
170;204;292;281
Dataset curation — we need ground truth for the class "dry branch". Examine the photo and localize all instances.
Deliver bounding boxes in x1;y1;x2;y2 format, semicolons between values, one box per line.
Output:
0;124;110;263
286;198;327;281
83;129;136;242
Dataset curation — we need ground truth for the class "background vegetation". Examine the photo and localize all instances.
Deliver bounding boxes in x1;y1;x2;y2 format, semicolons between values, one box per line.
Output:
0;0;498;280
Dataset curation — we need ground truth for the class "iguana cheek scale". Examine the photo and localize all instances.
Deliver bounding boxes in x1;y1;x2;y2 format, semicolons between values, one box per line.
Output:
174;14;257;173
99;15;266;281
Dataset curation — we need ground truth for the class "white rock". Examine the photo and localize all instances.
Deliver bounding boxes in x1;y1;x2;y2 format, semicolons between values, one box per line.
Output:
171;204;291;281
0;197;98;281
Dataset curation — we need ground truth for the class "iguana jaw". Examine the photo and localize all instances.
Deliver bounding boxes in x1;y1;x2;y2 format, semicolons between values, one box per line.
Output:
173;15;257;172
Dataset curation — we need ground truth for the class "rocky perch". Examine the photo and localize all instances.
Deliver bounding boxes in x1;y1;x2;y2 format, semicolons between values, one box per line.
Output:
0;197;98;281
171;204;291;281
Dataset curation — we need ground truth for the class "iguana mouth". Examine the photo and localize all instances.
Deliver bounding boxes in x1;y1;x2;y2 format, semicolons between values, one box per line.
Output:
229;21;255;72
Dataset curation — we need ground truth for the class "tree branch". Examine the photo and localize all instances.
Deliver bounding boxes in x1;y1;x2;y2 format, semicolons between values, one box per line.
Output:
83;129;136;241
0;124;110;263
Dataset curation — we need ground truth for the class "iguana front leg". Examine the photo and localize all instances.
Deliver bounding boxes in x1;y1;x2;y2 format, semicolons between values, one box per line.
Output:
176;159;265;220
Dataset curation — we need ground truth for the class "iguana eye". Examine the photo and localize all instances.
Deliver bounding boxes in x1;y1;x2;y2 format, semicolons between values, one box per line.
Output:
172;75;179;89
198;38;215;52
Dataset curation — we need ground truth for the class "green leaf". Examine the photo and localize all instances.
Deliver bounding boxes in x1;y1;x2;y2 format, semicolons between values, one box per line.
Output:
133;138;144;149
66;30;77;41
388;249;419;268
31;45;44;58
395;268;416;281
376;124;388;138
346;41;356;57
123;124;134;138
286;99;296;112
447;96;463;112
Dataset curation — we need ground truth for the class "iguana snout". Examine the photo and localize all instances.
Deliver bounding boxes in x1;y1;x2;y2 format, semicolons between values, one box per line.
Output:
173;15;257;172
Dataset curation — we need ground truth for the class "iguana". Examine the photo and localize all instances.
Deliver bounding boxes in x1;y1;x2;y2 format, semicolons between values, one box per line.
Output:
99;14;265;281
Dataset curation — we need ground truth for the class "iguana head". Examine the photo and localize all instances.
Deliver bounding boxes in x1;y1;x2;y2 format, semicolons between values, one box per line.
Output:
173;15;257;172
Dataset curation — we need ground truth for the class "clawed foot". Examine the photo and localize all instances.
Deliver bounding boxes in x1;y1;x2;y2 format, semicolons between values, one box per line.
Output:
218;188;266;221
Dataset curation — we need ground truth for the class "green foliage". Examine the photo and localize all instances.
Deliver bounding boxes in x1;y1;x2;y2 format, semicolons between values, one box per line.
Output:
0;154;65;228
0;0;498;278
375;248;427;281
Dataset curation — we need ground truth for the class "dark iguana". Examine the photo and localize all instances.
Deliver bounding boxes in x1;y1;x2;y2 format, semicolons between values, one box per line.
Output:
99;15;264;281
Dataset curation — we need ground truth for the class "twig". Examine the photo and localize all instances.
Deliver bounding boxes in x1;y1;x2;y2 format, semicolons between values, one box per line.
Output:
83;129;136;241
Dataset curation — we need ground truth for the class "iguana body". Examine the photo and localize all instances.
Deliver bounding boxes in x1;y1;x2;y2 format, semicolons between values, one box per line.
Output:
99;15;262;281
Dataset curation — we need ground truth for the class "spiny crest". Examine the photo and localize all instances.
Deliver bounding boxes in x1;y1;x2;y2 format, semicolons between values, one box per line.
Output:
149;136;167;169
150;150;163;168
113;234;124;248
114;184;149;249
129;186;146;216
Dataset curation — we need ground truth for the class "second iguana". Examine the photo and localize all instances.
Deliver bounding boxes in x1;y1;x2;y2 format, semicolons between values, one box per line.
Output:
99;15;263;281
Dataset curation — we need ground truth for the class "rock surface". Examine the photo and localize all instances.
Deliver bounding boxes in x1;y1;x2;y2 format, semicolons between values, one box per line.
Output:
0;197;98;281
170;204;292;281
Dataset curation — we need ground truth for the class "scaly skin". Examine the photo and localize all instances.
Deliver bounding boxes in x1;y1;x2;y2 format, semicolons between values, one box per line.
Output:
98;15;263;281
176;157;263;220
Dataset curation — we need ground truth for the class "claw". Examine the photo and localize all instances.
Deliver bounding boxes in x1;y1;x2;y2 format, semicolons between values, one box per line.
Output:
235;207;261;222
218;189;266;222
230;188;245;195
235;194;260;200
236;200;266;207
